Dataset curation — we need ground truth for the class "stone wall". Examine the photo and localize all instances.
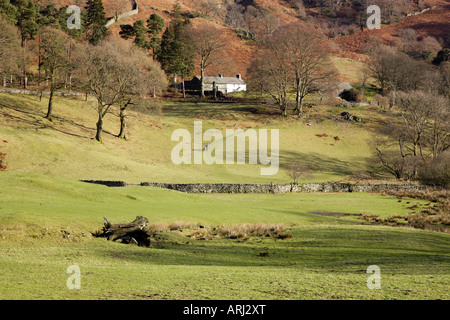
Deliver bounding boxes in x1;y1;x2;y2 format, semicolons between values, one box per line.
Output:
0;88;82;97
82;180;430;193
106;0;139;28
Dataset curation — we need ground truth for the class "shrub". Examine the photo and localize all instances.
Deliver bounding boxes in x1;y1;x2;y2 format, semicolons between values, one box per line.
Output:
339;88;361;102
372;94;390;109
288;161;311;184
168;221;200;231
148;222;170;234
418;152;450;188
215;223;291;240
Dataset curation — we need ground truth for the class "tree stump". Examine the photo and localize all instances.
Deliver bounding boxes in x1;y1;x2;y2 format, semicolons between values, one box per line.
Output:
100;216;151;247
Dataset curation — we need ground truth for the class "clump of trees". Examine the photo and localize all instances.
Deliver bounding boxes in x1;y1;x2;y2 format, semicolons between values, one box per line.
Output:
0;15;20;87
373;87;449;186
362;37;450;186
76;37;167;143
0;0;168;144
247;22;338;116
119;13;165;58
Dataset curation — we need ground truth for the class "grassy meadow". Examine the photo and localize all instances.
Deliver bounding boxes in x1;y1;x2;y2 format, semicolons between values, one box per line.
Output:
0;92;381;183
0;90;449;300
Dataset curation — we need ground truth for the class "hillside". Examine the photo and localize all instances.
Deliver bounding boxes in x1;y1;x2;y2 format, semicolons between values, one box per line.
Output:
54;0;449;77
0;92;384;184
115;0;448;73
333;1;450;60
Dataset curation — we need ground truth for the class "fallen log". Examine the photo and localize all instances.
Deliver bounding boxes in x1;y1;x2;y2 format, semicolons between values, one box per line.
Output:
99;216;151;247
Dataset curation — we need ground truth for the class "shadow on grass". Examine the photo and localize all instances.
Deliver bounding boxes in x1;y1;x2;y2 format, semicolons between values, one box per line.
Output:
279;150;358;176
94;227;450;273
158;99;278;121
0;94;117;140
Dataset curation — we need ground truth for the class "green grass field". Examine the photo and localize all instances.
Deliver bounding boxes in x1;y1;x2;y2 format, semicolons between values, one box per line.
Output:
0;92;449;300
0;93;383;183
0;173;448;300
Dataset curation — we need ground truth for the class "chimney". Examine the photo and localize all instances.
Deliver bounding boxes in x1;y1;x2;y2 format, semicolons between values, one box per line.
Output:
236;74;242;80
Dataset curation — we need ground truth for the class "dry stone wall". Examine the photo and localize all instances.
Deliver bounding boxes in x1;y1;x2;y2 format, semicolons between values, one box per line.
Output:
82;180;430;193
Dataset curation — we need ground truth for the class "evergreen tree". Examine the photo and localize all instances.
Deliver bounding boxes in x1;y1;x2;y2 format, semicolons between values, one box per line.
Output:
38;3;59;27
146;13;165;58
158;2;193;87
0;0;18;24
119;14;165;57
84;0;107;45
132;20;149;50
10;0;40;88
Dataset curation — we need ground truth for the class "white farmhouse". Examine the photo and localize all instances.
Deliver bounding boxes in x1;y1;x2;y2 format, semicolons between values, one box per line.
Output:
186;74;247;95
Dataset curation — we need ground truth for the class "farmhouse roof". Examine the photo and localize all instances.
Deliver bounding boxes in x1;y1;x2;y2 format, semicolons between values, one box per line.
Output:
194;74;246;85
337;82;353;91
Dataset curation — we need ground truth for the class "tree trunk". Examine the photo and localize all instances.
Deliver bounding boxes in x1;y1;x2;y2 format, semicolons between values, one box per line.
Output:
68;73;72;92
297;96;304;116
173;73;178;93
200;61;205;97
99;216;151;247
182;77;186;99
45;88;54;122
38;35;41;87
95;112;104;143
21;40;27;89
295;77;301;115
118;107;126;140
45;74;56;122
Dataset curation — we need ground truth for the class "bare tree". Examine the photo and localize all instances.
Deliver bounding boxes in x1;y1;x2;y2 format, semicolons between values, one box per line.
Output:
77;38;133;142
289;161;311;184
396;91;433;160
0;16;20;88
192;0;224;19
375;90;450;180
189;24;226;97
255;8;279;38
109;0;130;21
248;22;337;116
114;42;167;140
275;22;338;115
398;91;449;159
77;38;167;142
366;44;424;108
225;3;245;29
39;26;74;122
247;45;294;116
